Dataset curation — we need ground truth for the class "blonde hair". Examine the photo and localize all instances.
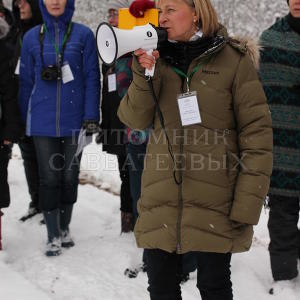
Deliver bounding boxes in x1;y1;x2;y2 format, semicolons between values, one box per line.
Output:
156;0;219;37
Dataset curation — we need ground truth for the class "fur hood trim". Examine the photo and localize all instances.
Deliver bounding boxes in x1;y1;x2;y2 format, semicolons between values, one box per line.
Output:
228;36;261;70
0;17;9;39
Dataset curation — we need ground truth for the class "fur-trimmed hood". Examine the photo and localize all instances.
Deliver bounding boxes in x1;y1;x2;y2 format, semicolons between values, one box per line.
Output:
0;17;9;39
229;36;261;70
217;25;260;70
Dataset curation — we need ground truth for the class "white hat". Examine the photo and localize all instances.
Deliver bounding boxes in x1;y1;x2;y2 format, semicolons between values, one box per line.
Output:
107;0;134;11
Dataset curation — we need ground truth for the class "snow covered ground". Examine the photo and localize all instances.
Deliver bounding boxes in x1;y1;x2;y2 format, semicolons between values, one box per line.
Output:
1;144;299;300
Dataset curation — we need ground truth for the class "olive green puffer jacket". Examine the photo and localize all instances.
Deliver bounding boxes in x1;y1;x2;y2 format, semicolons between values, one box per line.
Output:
118;30;273;254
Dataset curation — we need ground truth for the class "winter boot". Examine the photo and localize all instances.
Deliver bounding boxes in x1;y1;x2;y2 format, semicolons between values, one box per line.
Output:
121;211;134;233
19;206;41;222
60;204;74;248
269;278;298;295
43;209;61;256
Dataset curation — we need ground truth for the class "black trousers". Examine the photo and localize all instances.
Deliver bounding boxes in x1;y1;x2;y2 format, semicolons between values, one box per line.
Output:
268;194;300;280
117;154;133;213
145;249;233;300
19;137;39;209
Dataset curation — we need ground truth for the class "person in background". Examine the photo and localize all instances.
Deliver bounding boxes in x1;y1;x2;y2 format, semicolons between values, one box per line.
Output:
259;0;300;294
118;0;273;298
19;0;100;256
11;0;43;222
0;15;23;250
97;0;135;233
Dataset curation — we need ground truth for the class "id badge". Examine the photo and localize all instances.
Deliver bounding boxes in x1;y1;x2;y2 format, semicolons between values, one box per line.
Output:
177;91;202;126
108;73;117;92
15;58;20;75
62;62;74;84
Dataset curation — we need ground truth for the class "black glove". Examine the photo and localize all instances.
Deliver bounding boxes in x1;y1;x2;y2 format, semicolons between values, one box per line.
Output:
82;120;99;136
95;128;105;144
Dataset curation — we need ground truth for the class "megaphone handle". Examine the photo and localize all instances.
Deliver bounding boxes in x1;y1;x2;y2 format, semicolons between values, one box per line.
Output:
145;49;155;77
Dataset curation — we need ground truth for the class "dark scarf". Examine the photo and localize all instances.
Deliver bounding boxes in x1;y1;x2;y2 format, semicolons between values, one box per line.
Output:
287;13;300;34
158;35;222;74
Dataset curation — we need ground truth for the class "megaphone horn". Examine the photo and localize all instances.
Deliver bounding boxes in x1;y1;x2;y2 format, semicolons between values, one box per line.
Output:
96;22;118;66
96;22;168;68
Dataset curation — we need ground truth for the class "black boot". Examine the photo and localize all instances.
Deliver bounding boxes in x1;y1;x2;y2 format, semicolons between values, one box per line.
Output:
60;204;74;248
43;209;61;256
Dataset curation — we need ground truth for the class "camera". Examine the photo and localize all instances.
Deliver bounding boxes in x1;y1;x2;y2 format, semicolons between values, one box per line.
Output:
41;65;62;81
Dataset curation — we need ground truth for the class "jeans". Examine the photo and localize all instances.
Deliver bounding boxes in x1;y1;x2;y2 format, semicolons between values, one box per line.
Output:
126;142;147;221
33;136;81;212
145;249;233;300
19;137;39;209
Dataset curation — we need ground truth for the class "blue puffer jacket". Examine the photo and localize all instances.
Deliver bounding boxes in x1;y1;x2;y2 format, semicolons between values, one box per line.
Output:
19;0;100;137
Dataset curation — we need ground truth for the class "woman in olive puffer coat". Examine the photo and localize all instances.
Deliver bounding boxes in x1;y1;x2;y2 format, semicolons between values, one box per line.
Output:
118;0;272;298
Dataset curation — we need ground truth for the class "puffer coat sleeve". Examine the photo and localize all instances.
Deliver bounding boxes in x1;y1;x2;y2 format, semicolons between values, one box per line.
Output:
230;53;273;225
82;29;100;121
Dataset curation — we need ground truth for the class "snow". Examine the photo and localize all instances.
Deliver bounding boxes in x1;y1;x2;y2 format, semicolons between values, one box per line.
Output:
0;0;299;298
1;144;299;299
0;255;52;300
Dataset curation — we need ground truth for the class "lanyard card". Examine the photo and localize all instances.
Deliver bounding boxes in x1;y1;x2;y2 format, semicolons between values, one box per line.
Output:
15;58;20;75
108;73;117;92
177;91;202;126
62;62;74;84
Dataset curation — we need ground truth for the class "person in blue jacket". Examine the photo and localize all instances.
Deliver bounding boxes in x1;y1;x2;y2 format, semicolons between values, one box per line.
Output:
19;0;100;256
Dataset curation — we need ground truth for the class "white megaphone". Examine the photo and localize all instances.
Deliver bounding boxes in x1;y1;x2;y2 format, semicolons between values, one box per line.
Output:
96;22;167;77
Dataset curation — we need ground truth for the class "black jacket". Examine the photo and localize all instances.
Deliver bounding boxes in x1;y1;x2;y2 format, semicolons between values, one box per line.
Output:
9;0;42;132
100;64;126;156
0;19;22;143
1;6;17;53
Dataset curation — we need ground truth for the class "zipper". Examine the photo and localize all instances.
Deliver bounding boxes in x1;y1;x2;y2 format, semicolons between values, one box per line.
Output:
174;38;226;252
176;127;184;253
55;21;61;137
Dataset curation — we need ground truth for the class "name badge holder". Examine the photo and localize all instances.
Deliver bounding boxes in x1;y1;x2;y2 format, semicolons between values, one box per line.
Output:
62;61;74;84
15;58;21;75
172;63;206;127
177;91;201;126
108;73;117;92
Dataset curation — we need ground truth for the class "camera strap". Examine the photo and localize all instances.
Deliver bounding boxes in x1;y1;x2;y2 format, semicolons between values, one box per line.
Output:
39;22;73;68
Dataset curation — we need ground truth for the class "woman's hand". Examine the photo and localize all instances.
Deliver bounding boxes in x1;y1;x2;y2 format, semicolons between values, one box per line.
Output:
134;49;160;71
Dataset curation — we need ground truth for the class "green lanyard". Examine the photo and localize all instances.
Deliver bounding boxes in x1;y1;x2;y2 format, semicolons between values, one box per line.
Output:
172;60;208;92
43;22;72;64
